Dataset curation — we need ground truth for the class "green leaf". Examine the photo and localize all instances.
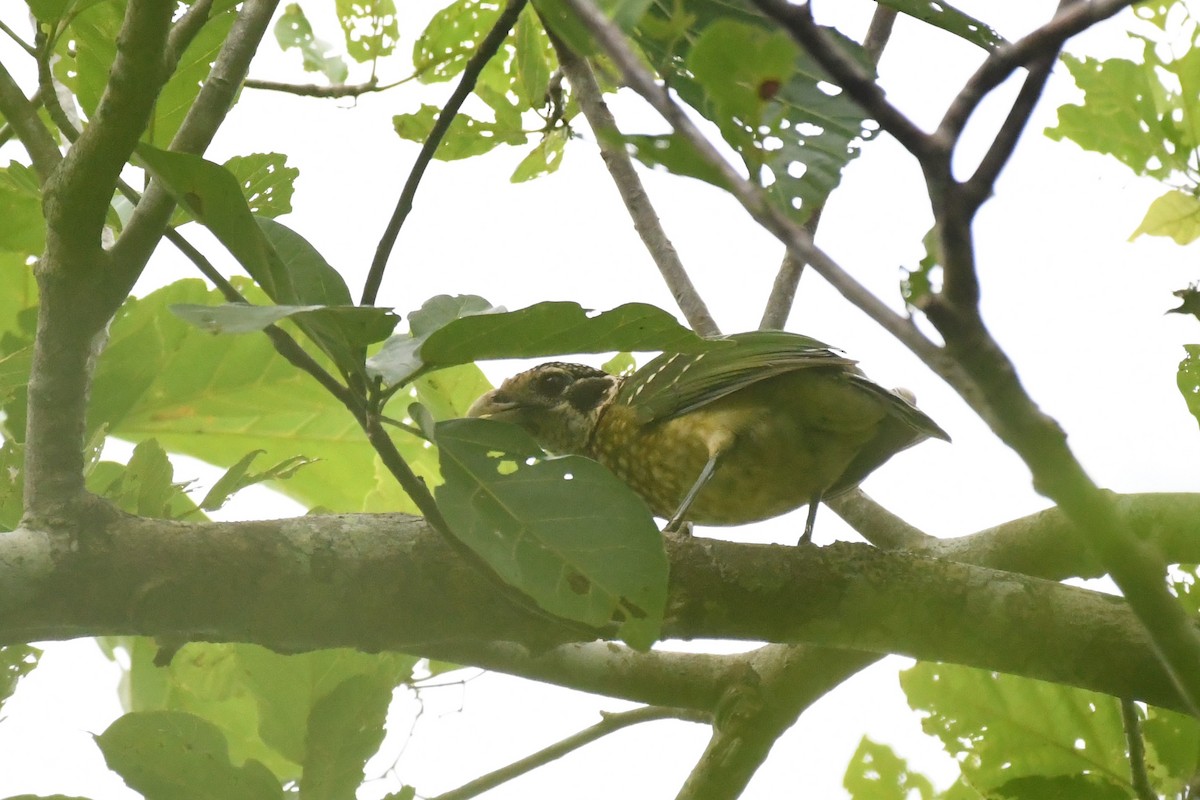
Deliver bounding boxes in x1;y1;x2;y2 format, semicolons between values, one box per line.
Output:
900;664;1132;793
89;280;412;513
0;441;23;531
336;0;399;62
413;0;504;83
87;439;201;519
434;418;667;649
392;105;528;161
842;737;936;800
52;0;238;147
0;250;38;342
1129;189;1200;243
199;450;317;512
1177;344;1200;430
227;154;300;219
987;774;1130;799
875;0;1004;50
1142;705;1200;797
274;3;349;84
0;162;46;256
96;710;284;800
298;674;394;799
511;127;568;182
514;4;552;107
417;300;716;370
634;10;871;221
367;294;501;385
0;644;40;715
1047;39;1200;182
137;148;395;375
170;302;396;347
620;133;731;190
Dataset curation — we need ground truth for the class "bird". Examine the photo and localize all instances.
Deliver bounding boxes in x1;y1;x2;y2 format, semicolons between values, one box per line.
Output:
466;331;949;543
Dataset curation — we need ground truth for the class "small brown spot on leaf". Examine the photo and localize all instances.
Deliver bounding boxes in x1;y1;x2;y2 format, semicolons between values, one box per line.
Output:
758;79;782;100
567;570;591;595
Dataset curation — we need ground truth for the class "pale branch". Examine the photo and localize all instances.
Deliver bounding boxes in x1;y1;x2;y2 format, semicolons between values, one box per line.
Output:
677;645;878;800
0;513;1191;714
937;0;1138;147
243;77;396;97
861;6;898;64
0;64;58;181
749;0;933;161
432;706;710;800
166;0;216;65
557;0;950;372
1122;699;1156;800
826;489;934;549
551;35;720;337
362;0;528;307
41;0;173;269
112;0;281;301
421;641;740;711
759;217;820;331
917;492;1200;579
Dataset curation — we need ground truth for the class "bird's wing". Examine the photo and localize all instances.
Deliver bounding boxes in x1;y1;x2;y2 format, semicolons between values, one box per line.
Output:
845;375;951;443
620;331;858;423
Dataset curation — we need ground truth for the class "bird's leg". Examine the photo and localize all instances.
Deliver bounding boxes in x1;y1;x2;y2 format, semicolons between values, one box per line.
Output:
798;494;822;545
663;449;724;533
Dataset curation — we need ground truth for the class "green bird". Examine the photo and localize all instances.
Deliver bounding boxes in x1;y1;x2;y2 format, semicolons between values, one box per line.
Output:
467;331;949;543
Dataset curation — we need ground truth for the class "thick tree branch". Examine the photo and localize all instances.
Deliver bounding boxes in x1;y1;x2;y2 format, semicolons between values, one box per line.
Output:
827;489;934;550
677;645;877;800
551;36;720;337
362;0;528;307
0;512;1191;714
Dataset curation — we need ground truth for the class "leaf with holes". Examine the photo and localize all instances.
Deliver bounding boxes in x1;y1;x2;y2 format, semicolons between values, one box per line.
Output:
274;3;348;83
876;0;1003;50
434;418;667;649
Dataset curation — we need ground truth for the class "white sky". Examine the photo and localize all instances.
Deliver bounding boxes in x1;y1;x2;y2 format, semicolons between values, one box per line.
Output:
3;1;1199;797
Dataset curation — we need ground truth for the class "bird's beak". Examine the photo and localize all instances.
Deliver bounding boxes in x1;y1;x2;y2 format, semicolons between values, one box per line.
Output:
467;389;520;419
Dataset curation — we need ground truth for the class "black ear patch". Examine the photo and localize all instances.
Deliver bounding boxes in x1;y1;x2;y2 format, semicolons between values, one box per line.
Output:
566;375;616;413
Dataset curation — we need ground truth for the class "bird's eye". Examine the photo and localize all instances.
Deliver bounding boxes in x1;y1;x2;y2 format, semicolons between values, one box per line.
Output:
533;369;572;397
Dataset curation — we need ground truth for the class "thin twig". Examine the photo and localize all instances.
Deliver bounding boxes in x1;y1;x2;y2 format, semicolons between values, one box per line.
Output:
937;0;1137;146
961;22;1063;208
166;0;216;64
862;7;898;64
244;77;403;97
431;706;710;800
0;17;36;57
1121;699;1157;800
551;33;720;337
361;0;528;306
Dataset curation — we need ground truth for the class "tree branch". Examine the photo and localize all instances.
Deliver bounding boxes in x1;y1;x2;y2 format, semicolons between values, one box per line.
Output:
1121;699;1156;800
433;706;710;800
361;0;528;307
676;645;877;800
244;77;396;98
827;489;934;550
551;36;720;337
112;0;281;302
0;63;59;181
1;514;1191;714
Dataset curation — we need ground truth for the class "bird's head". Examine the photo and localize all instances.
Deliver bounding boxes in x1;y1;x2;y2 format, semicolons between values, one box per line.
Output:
467;362;621;455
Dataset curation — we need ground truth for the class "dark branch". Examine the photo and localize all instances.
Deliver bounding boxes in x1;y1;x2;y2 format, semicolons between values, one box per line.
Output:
361;0;528;306
1121;699;1156;800
748;0;933;160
